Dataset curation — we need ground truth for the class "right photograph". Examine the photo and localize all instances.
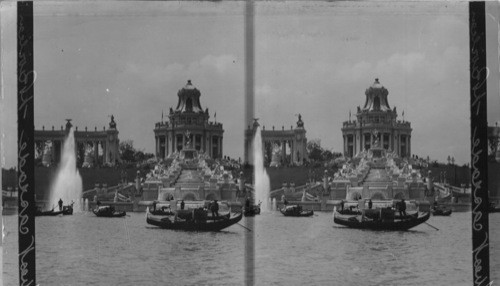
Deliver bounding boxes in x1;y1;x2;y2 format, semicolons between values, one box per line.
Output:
245;1;480;284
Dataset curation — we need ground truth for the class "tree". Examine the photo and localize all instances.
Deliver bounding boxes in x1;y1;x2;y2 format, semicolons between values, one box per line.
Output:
307;139;323;162
120;140;136;163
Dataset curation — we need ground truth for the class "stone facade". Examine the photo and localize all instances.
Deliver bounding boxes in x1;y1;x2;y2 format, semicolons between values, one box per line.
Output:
35;117;120;167
154;80;224;159
244;116;307;166
341;79;412;158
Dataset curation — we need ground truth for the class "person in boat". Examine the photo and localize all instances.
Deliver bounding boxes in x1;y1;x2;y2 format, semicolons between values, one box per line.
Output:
368;199;373;209
295;204;302;214
58;198;63;211
433;201;438;210
152;201;157;212
399;199;407;218
180;200;185;210
96;200;101;207
109;205;115;214
211;200;219;219
245;197;251;210
340;199;345;211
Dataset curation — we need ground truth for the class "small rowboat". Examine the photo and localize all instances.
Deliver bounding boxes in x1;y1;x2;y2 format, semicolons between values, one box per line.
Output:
244;203;261;217
62;204;74;215
431;208;452;216
146;209;242;231
36;209;64;216
489;203;500;213
92;206;126;217
279;205;314;217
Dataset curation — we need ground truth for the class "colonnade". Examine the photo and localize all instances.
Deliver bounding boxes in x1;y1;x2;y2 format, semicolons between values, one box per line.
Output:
343;132;411;158
155;133;223;159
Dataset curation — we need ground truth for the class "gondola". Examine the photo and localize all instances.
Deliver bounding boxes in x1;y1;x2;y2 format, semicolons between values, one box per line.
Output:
35;208;64;216
146;209;242;231
431;207;452;216
333;209;430;231
279;205;314;217
92;206;126;217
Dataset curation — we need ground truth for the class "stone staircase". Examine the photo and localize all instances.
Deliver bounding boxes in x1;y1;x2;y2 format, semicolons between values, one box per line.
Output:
362;168;392;187
174;170;205;189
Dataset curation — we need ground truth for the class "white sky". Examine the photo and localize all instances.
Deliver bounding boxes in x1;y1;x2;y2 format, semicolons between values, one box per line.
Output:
1;1;499;168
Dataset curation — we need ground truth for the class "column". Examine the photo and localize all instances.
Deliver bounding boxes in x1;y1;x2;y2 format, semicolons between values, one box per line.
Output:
165;135;169;158
397;134;400;155
362;132;366;151
355;132;358;155
219;136;224;156
94;140;98;163
281;140;286;163
155;136;159;157
173;134;177;152
381;133;384;149
171;134;175;154
103;141;107;164
408;135;411;156
343;136;346;155
208;135;212;158
391;131;394;151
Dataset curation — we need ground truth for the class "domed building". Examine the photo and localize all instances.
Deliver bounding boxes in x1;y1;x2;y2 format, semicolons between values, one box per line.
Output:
154;80;224;159
341;79;412;158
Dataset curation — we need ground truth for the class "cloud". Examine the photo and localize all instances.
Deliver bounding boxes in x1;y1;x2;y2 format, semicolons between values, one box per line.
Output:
199;54;238;74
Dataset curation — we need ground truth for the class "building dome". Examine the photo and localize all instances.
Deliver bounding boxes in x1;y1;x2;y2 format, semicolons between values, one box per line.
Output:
175;80;203;113
363;78;390;112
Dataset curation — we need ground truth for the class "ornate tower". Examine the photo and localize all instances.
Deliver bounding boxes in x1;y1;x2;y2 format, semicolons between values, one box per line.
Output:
154;80;224;159
106;115;120;164
341;79;412;158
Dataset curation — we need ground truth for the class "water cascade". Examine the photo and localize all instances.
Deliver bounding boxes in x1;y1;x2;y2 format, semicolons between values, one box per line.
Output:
253;127;271;212
48;127;83;211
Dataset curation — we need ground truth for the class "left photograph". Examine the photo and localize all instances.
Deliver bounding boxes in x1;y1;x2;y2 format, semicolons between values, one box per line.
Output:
2;2;248;285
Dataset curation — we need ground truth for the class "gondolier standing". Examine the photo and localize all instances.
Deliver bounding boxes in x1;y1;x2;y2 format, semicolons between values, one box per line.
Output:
58;198;63;211
211;200;219;219
399;199;407;217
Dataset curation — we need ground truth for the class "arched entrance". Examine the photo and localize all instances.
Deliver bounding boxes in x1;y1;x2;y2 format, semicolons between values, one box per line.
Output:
183;193;196;201
371;192;385;200
350;192;362;200
394;192;405;199
205;193;217;201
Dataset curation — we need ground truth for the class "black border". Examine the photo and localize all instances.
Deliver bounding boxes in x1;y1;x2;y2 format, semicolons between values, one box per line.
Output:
469;2;490;286
17;1;36;285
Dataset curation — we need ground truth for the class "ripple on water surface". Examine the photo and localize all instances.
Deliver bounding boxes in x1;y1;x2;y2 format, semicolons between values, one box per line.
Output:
3;211;497;285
